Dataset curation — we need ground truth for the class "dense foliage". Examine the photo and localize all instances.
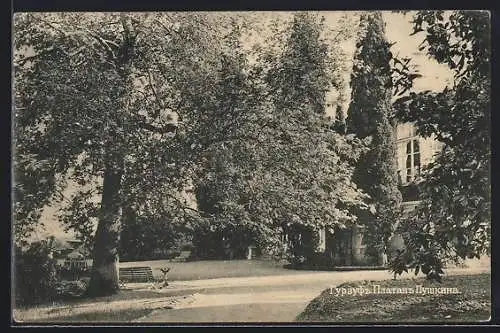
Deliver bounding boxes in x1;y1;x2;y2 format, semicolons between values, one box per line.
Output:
119;206;191;261
261;13;370;262
14;239;58;306
12;10;490;298
393;10;491;280
346;12;402;261
192;13;370;262
13;12;368;294
13;12;230;295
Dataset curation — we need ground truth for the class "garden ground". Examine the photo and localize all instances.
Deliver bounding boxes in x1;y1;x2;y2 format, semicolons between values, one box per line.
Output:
297;273;491;323
13;256;490;323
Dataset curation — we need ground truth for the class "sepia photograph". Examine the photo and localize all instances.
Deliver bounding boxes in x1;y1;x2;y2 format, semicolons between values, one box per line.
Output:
11;10;491;324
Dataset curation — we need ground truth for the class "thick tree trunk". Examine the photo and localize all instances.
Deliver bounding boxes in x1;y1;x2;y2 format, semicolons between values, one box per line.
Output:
86;157;124;297
86;16;136;296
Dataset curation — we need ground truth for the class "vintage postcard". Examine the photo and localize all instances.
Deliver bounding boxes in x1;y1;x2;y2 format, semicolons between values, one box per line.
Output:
11;10;491;324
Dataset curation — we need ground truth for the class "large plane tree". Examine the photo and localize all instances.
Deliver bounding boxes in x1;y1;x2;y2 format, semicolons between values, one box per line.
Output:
13;12;228;296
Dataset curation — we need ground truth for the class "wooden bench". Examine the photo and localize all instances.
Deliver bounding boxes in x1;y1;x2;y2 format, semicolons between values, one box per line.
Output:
169;250;191;262
119;266;155;287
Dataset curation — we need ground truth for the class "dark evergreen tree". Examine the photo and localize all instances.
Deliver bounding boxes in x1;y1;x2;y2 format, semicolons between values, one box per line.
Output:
346;12;402;262
334;105;346;134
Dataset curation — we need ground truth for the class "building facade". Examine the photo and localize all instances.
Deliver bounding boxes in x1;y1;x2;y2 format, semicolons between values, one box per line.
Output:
191;120;444;265
315;122;443;266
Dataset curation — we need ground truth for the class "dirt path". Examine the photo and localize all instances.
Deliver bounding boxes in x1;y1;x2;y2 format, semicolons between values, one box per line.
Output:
137;266;490;323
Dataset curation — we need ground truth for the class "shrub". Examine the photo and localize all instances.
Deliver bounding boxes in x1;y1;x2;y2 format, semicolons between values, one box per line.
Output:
14;240;59;306
55;279;88;298
56;264;91;281
387;249;408;279
180;243;195;252
284;225;320;267
307;252;335;269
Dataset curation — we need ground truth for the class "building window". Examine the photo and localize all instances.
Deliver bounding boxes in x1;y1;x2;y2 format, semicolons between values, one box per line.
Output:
405;139;421;182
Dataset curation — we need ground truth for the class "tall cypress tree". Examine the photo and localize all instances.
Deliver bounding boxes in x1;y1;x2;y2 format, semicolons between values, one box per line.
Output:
334;105;346;134
346;12;402;261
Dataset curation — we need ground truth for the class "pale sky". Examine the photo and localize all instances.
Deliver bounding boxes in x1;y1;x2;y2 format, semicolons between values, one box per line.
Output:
26;11;455;242
382;11;454;91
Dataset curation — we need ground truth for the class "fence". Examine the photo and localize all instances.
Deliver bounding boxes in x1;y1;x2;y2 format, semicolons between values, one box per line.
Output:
57;258;93;280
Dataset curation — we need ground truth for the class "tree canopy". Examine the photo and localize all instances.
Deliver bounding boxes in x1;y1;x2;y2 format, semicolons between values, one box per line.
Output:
13;12;369;294
193;13;370;260
393;10;490;280
13;12;232;295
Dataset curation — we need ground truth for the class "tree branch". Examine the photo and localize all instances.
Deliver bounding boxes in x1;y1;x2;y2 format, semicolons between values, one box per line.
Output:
132;114;178;134
163;191;202;215
39;19;68;36
85;30;117;61
147;69;165;113
154;18;174;35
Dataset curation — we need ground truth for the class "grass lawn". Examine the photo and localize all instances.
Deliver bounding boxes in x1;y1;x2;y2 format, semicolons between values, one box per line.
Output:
296;273;491;323
13;289;180;323
29;308;155;323
120;256;490;281
16;289;173;308
120;259;315;281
